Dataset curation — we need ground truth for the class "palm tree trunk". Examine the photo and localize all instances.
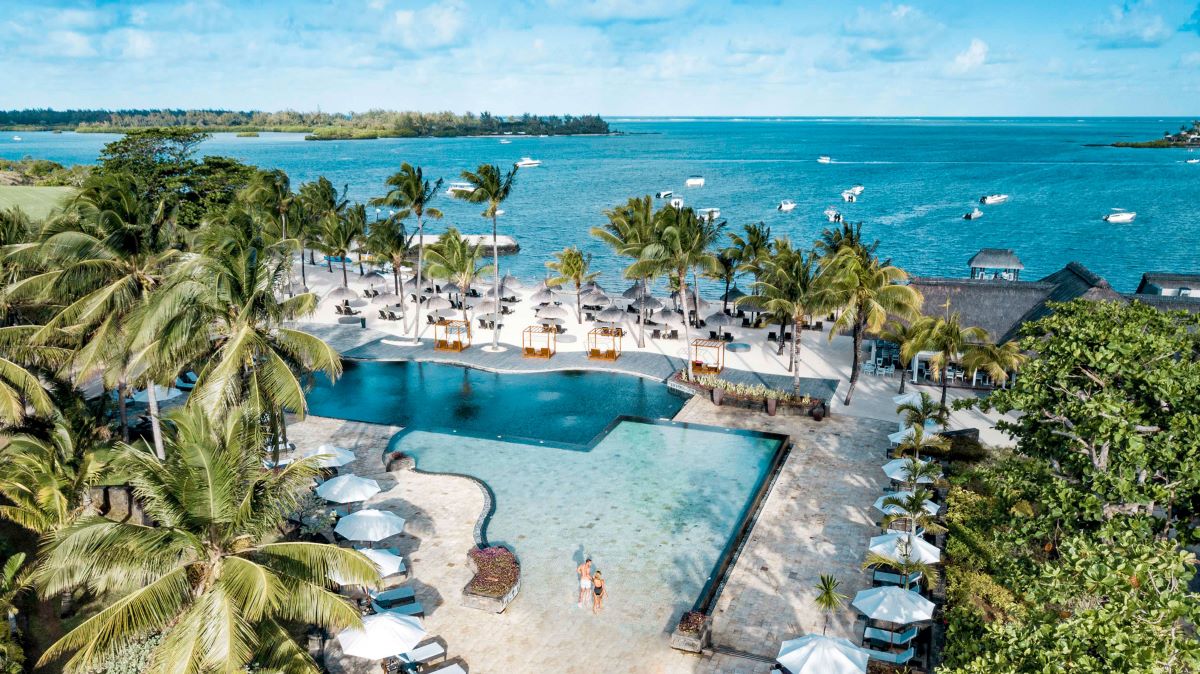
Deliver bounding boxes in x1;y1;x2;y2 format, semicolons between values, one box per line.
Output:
897;366;907;394
638;280;647;348
680;272;694;378
117;380;129;442
843;321;864;406
299;240;308;290
940;358;949;408
777;319;787;356
575;284;582;324
146;383;165;461
792;317;803;395
413;216;425;344
722;276;731;315
357;252;364;276
341;259;349;288
491;214;500;350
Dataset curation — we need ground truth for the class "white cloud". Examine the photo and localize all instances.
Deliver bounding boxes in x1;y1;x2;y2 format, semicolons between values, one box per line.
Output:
368;0;387;9
120;29;156;60
949;38;988;74
551;0;692;23
394;1;466;50
44;30;96;58
1181;52;1200;67
1086;3;1171;49
839;3;943;62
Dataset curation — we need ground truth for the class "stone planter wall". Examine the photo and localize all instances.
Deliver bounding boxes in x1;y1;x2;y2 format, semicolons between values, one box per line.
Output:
460;548;521;613
669;614;713;653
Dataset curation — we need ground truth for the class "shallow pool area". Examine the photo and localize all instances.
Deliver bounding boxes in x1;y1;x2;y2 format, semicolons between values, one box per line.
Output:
390;418;786;633
306;360;686;445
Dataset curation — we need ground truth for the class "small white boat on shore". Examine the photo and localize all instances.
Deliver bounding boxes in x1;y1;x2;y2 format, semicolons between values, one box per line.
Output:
817;156;832;164
963;208;984;220
446;182;474;196
655;190;673;199
1103;209;1136;224
980;194;1009;205
824;208;842;223
698;207;721;220
515;157;542;167
669;197;684;209
841;190;857;203
685;176;705;187
778;200;796;212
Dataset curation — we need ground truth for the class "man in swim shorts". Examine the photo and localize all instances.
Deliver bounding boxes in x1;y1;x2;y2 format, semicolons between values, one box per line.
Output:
577;557;593;608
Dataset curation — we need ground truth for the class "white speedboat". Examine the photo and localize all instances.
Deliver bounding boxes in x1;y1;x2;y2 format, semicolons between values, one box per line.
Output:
841;190;857;203
655;190;673;199
515;157;542;167
1103;209;1136;224
980;194;1009;205
499;139;512;144
824;208;842;223
1187;158;1200;164
685;176;705;187
848;184;864;196
446;182;474;196
10;136;20;141
963;208;984;220
817;156;832;164
698;207;721;220
778;200;796;212
669;197;684;209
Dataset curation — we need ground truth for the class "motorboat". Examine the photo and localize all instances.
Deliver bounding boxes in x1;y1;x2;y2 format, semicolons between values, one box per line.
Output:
778;200;796;212
669;197;684;209
817;156;832;164
841;190;857;203
515;157;542;167
446;182;474;196
655;190;673;199
10;136;20;141
499;139;512;144
980;194;1009;205
1103;209;1136;224
848;185;864;196
963;208;984;220
824;208;842;223
698;207;721;220
1187;158;1200;164
685;176;705;187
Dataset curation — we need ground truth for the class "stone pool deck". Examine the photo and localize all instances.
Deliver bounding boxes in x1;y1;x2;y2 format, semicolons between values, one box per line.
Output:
289;397;891;674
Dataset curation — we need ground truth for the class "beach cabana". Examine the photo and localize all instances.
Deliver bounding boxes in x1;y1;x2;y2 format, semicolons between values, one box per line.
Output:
690;338;725;375
522;325;556;358
776;635;869;674
587;327;622;361
434;319;470;352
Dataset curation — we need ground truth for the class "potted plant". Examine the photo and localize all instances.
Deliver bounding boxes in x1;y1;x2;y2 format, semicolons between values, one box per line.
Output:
669;610;712;653
711;386;724;406
461;546;521;613
764;389;778;416
811;402;825;421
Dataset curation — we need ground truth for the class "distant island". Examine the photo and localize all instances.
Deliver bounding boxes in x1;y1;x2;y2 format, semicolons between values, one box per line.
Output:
0;108;612;140
1113;119;1200;148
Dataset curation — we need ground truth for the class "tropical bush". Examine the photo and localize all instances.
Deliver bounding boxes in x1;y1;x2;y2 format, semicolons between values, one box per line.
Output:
466;547;520;598
677;371;817;407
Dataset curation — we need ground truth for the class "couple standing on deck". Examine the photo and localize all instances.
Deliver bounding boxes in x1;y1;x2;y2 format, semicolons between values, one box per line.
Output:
577;557;607;613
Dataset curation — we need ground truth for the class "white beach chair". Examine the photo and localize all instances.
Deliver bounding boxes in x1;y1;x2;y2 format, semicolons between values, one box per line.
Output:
399;641;447;667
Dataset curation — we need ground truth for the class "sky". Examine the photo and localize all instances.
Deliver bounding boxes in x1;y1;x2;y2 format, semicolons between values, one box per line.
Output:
1;0;1198;116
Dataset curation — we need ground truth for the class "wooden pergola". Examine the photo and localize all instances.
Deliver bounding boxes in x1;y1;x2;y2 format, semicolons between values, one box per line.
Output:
522;325;557;359
434;319;471;352
690;338;725;375
587;327;623;361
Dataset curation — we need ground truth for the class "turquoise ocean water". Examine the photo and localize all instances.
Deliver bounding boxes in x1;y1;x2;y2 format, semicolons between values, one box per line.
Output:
3;118;1197;290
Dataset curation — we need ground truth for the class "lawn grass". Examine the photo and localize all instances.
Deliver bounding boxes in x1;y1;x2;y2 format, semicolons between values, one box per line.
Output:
0;185;76;220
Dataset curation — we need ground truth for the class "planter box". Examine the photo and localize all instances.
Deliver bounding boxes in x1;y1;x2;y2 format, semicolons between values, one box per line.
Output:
461;574;521;613
669;614;713;653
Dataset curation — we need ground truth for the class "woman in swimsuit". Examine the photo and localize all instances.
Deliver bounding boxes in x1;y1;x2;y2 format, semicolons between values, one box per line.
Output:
592;570;606;613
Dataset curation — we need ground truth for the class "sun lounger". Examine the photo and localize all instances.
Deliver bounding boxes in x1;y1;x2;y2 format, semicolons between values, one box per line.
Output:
872;569;922;587
421;664;465;674
388;310;402;321
379;309;390;320
865;646;915;665
399;641;447;667
371;586;416;609
383;601;424;617
864;625;919;646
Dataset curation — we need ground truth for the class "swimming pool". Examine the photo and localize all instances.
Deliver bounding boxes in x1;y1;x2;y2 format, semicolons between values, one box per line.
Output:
391;418;787;631
305;360;686;444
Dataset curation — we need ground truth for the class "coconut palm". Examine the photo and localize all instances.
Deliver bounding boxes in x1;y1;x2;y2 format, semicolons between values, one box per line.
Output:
742;239;839;391
318;204;366;289
962;340;1026;389
896;455;944;490
879;319;925;394
862;551;937;592
545;246;598;323
706;249;739;316
453;163;518;350
0;325;69;427
894;424;950;462
813;574;847;635
33;406;378;674
724;222;772;293
591;196;658;347
826;248;922;405
363;214;415;325
640;205;725;377
296;177;348;290
0;419;104;535
896;391;948;430
911;311;990;408
0;552;28;641
371;164;443;344
424;228;491;322
880;486;944;540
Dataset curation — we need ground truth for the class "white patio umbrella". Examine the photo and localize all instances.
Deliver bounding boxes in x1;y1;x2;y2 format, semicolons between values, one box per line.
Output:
776;635;869;674
336;612;426;661
873;491;940;517
596;306;627;323
892;391;924;407
301;444;357;468
537;304;568;320
868;532;942;565
888;425;916;444
324;286;358;302
335;509;407;542
423;295;452;311
316;475;381;504
882;458;941;483
851;586;935;624
358;547;407;577
132;385;183;403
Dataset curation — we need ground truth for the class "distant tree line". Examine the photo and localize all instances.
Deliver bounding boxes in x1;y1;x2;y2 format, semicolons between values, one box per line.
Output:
0;108;611;137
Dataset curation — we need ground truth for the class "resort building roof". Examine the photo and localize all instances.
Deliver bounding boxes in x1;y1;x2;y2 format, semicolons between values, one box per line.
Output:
968;248;1024;271
1134;272;1200;297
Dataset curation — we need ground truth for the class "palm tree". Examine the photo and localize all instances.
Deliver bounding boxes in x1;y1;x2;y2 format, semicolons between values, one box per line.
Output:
545;247;597;324
591;196;657;347
640;205;725;377
296;177;348;290
894;424;950;462
453;163;518;350
826;248;922;405
862;551;936;592
363;214;415;326
742;239;838;392
880;486;944;541
911;310;990;408
245;169;297;285
706;249;739;315
879;319;925;394
424;228;491;322
318;204;367;289
962;340;1026;389
895;391;948;430
0;552;28;641
725;222;772;293
33;406;378;674
0;420;103;535
896;455;944;490
813;574;847;635
371;164;443;345
0;325;68;426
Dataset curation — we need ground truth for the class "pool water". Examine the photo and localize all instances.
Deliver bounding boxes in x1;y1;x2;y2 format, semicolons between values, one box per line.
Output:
392;419;785;633
305;360;685;444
